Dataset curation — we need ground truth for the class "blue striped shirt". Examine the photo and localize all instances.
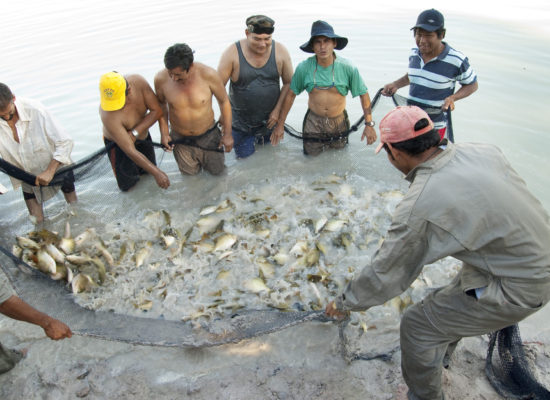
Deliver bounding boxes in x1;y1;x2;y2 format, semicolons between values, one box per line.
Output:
408;42;477;128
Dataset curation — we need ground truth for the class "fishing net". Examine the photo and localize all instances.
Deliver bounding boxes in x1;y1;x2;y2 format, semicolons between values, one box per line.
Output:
486;324;550;399
283;88;455;142
0;89;546;399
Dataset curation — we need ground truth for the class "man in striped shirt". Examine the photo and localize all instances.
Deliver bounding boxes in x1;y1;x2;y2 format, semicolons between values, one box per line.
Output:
382;9;478;140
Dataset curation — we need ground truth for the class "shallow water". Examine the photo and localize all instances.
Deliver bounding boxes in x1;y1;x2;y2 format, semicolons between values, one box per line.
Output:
1;1;550;398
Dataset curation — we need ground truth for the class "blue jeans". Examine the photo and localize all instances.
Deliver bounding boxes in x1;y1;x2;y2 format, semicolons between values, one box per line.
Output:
232;126;271;159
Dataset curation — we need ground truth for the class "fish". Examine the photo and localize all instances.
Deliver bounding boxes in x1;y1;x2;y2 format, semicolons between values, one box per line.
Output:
244;278;270;293
305;248;320;267
216;199;233;213
324;219;347;232
290;240;308;256
272;252;289;266
45;243;65;264
50;264;68;281
135;241;152;268
71;273;95;294
11;244;23;259
91;257;107;284
216;269;231;280
94;240;114;266
16;236;39;250
314;216;328;233
257;257;275;279
192;241;214;253
315;241;329;256
36;248;57;274
74;228;96;249
66;253;93;265
199;205;218;216
196;215;220;235
214;233;237;252
137;300;153;311
58;236;75;255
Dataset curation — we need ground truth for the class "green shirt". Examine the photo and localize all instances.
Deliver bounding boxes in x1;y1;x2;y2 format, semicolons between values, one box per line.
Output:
290;55;367;97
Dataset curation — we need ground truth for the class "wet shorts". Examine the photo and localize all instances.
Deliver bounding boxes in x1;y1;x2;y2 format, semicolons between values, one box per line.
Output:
170;123;225;176
104;133;156;192
232;125;272;159
302;109;350;156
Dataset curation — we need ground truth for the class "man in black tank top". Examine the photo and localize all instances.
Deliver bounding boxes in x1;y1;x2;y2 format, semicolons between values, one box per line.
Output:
218;15;293;158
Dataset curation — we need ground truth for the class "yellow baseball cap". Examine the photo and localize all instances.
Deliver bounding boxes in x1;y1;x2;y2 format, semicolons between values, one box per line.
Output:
99;71;126;111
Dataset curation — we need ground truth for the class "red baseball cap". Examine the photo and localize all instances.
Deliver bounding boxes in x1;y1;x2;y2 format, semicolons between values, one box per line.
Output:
375;106;434;154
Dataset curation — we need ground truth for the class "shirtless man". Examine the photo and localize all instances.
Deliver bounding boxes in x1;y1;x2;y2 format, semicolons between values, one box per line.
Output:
217;15;293;158
272;20;377;156
99;71;170;191
155;43;233;175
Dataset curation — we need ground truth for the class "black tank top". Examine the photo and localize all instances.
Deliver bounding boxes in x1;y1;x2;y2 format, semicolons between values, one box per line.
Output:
229;40;280;133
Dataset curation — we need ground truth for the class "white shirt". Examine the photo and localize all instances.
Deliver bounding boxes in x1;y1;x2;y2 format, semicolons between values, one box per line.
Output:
0;98;73;201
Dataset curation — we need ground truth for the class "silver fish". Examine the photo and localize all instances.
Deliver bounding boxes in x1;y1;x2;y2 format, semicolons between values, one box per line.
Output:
214;233;237;252
37;248;56;274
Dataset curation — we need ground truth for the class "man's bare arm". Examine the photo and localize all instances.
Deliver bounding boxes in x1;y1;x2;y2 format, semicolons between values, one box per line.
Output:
217;44;237;87
382;73;410;96
101;112;169;188
270;90;296;145
208;68;233;152
443;80;478;111
0;295;72;340
267;43;293;129
131;77;162;140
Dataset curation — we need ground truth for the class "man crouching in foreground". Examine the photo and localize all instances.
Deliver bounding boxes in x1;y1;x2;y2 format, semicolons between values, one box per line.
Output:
99;71;170;191
155;43;233;176
326;106;550;400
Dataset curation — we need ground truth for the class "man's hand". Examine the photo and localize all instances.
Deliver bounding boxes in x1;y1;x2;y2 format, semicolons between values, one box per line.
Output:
35;170;55;186
325;301;350;320
382;82;399;96
442;96;456;111
266;109;280;130
361;126;377;145
219;133;234;153
42;317;72;340
153;170;170;189
161;134;173;152
270;124;284;146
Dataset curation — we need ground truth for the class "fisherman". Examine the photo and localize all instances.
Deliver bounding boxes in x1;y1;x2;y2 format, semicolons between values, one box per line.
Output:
0;268;72;374
217;15;293;158
272;20;377;155
99;71;170;191
155;43;233;175
326;106;550;400
382;9;478;140
0;83;77;224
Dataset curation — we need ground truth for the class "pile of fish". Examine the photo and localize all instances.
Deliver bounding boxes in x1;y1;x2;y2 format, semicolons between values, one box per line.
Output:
12;222;111;294
11;173;461;329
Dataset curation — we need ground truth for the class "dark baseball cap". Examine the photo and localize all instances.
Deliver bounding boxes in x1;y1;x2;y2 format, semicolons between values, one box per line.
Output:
411;9;444;32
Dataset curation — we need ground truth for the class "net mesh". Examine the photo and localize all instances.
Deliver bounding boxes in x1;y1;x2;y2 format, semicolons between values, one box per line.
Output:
486;324;550;399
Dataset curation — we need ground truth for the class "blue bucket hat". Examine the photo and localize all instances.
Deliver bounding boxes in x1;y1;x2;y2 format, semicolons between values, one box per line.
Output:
300;20;348;53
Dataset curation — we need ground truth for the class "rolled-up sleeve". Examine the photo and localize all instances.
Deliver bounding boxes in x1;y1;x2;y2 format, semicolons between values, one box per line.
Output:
41;108;73;165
